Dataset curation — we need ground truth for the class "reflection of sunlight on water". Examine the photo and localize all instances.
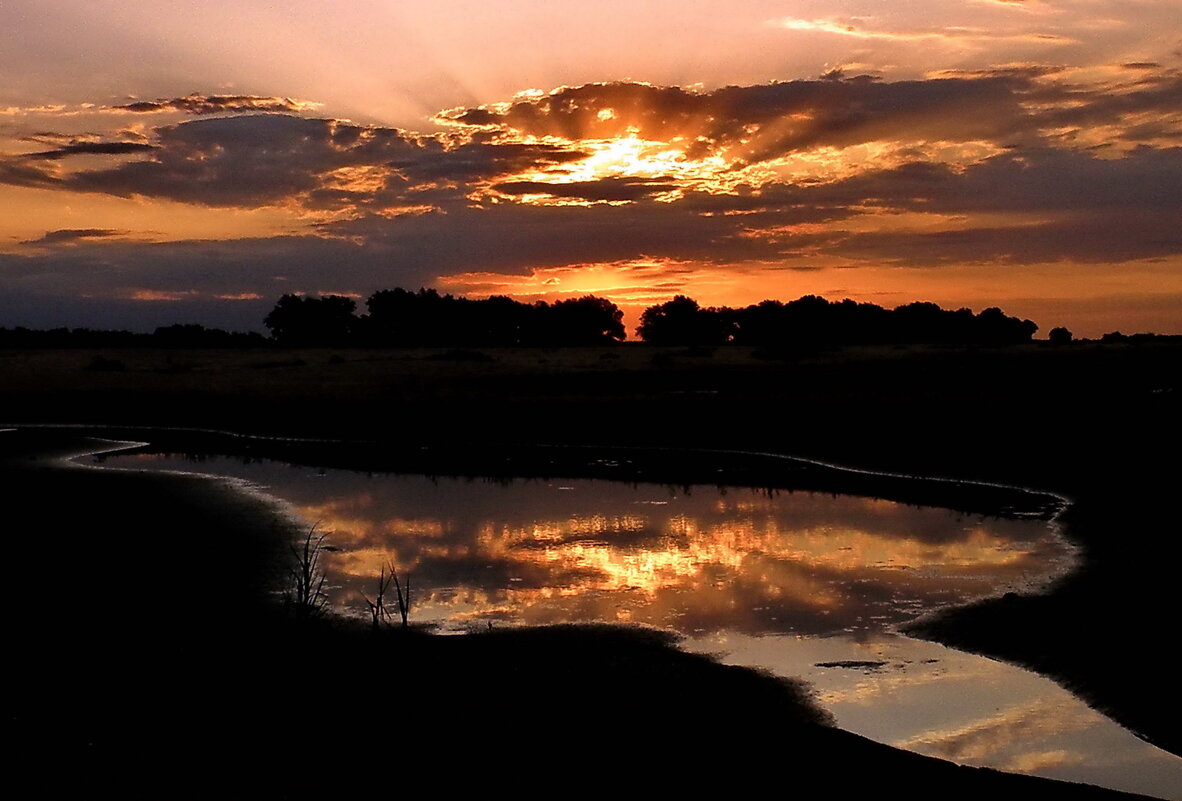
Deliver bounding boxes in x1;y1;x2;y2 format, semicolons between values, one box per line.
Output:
897;696;1096;762
96;452;1182;799
685;631;1182;800
293;485;1067;635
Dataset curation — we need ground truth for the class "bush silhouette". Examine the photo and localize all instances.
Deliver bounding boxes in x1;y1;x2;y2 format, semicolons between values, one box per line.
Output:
1049;327;1073;345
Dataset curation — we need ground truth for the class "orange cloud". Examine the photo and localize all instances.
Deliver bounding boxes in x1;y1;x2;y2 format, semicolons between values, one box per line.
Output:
125;289;199;301
771;17;1073;45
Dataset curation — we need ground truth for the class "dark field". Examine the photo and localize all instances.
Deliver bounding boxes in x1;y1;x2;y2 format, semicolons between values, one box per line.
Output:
4;339;1179;796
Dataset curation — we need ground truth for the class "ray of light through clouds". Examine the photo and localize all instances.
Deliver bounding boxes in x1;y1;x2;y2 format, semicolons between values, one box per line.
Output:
0;0;1179;335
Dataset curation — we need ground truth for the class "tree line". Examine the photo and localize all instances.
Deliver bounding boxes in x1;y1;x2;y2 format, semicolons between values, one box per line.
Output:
18;288;1168;349
262;289;1040;347
637;295;1039;347
0;324;267;349
263;288;626;347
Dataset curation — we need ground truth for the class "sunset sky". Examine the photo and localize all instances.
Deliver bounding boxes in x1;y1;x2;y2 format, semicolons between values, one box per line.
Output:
2;1;1179;336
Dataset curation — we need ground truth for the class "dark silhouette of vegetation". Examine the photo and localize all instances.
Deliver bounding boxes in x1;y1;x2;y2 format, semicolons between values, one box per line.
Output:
636;295;734;345
359;561;411;630
1094;330;1170;345
15;286;1177;351
360;287;625;346
263;294;359;347
0;324;266;349
150;324;268;348
360;563;395;631
286;524;330;621
391;571;411;629
637;294;1039;347
257;288;625;347
1099;331;1171;344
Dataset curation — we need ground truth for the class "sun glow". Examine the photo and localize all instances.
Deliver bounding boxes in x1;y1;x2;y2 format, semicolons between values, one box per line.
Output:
470;124;1007;207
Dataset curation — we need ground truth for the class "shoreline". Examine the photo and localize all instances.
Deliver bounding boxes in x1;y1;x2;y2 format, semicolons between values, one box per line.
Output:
12;425;1132;712
5;425;1159;798
36;421;1069;517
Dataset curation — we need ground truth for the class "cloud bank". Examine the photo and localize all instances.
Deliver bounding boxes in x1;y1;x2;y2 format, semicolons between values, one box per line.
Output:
2;65;1180;335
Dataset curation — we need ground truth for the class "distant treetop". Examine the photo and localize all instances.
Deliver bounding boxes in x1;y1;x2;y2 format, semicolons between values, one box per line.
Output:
262;289;626;347
635;294;1038;347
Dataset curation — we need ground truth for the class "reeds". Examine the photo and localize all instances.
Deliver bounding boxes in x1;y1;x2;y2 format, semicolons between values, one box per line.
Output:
361;561;410;630
286;524;329;620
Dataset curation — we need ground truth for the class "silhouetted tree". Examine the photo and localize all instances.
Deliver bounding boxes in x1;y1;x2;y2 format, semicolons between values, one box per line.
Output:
153;324;266;348
264;294;358;346
637;296;733;344
363;288;624;347
638;294;1039;347
544;296;626;345
973;306;1038;345
893;301;953;343
364;287;444;345
1049;327;1073;345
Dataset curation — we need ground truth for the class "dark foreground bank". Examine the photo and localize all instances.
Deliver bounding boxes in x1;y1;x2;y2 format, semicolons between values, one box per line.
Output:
4;428;1151;799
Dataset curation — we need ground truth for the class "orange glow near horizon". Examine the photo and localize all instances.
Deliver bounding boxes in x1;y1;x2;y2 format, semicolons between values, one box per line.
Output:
437;254;1182;339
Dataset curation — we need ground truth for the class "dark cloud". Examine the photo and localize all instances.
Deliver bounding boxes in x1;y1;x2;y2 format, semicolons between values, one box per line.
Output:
0;158;58;188
24;141;158;160
282;143;1182;283
21;228;128;245
444;70;1182;159
388;139;585;185
443;76;1041;162
776;147;1182;264
60;115;372;205
824;146;1182;215
0;235;395;331
112;93;315;115
492;177;678;202
0;139;160;191
10;114;585;209
1034;74;1182;145
5;142;1178;313
928;64;1067;81
832;211;1182;265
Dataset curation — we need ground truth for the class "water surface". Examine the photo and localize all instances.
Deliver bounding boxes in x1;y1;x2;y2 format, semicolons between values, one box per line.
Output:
98;450;1182;799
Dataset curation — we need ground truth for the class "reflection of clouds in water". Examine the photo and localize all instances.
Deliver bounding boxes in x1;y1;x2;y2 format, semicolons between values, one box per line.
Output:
895;697;1097;763
816;659;998;706
299;496;447;541
100;457;1070;636
281;474;1067;635
316;507;1056;635
1005;749;1085;774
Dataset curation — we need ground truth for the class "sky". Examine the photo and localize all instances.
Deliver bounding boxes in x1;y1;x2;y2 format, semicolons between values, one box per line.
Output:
1;1;1179;337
